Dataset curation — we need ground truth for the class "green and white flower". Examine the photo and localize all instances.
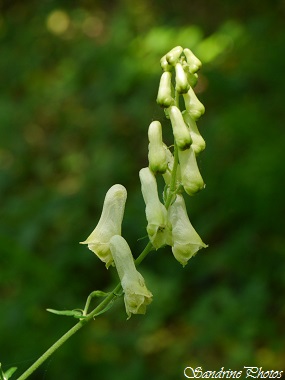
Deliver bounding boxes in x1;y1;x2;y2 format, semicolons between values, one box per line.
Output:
80;184;127;268
168;194;207;266
110;235;153;319
139;167;172;248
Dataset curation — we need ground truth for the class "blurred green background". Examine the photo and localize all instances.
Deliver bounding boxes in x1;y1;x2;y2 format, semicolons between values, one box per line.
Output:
1;1;285;379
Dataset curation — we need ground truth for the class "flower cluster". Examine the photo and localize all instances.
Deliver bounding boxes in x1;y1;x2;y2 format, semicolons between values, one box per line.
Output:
141;45;208;264
81;46;207;318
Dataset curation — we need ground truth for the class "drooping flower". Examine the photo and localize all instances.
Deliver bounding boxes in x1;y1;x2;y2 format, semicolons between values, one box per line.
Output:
80;184;127;268
178;146;205;196
109;235;153;319
168;194;208;266
139;167;172;248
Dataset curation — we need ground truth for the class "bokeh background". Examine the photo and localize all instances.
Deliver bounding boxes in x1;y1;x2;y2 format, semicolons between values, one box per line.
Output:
1;1;285;379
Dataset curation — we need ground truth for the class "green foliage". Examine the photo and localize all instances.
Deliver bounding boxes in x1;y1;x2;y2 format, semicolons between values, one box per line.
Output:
1;1;285;379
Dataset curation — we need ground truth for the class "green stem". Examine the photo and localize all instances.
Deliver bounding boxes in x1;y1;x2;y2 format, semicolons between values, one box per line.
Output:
16;241;153;380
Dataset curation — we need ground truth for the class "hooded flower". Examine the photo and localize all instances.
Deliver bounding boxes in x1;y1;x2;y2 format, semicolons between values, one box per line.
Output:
148;121;168;174
109;235;153;319
168;194;208;266
182;111;206;155
178;146;205;196
139;167;172;248
80;184;127;268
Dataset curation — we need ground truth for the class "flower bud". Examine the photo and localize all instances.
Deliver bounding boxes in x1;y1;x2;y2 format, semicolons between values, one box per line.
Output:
175;62;190;94
183;87;205;121
178;146;205;196
160;54;173;72
168;195;208;266
183;48;202;73
166;46;183;65
139;167;172;248
182;111;206;155
80;184;127;268
148;121;167;174
156;71;174;108
110;235;153;319
168;106;192;150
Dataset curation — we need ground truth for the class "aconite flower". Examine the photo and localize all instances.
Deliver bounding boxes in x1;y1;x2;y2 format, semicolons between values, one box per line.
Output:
182;111;206;155
80;184;127;268
168;195;208;266
148;121;168;174
178;146;205;196
109;235;153;319
139;167;172;249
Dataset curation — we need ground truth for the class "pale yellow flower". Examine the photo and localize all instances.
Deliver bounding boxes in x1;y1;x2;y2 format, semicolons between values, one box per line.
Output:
168;195;208;266
139;167;172;248
110;235;153;319
80;184;127;268
178;146;205;196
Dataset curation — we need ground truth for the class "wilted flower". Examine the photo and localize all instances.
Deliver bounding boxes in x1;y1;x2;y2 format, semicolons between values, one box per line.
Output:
80;184;127;268
109;235;153;319
178;146;205;196
139;167;172;248
168;194;208;266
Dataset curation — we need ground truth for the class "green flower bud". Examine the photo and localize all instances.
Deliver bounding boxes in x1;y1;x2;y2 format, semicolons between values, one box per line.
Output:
110;235;153;319
183;48;202;73
156;71;174;108
139;167;172;249
166;45;183;65
175;62;190;94
182;111;206;155
160;54;173;72
168;194;208;266
178;146;205;196
183;87;205;120
148;121;168;174
168;105;192;150
80;184;127;268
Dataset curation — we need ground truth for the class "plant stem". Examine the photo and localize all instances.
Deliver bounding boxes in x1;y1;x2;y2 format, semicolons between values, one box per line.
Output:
16;242;153;380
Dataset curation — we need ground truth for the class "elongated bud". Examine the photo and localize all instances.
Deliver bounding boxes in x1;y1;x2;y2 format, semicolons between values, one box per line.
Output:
175;62;190;94
139;167;172;248
168;105;192;150
156;71;174;108
183;87;205;120
168;195;208;266
182;111;206;155
110;235;153;319
148;121;167;174
160;54;173;72
80;184;127;268
178;146;205;196
183;48;202;73
166;46;183;65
